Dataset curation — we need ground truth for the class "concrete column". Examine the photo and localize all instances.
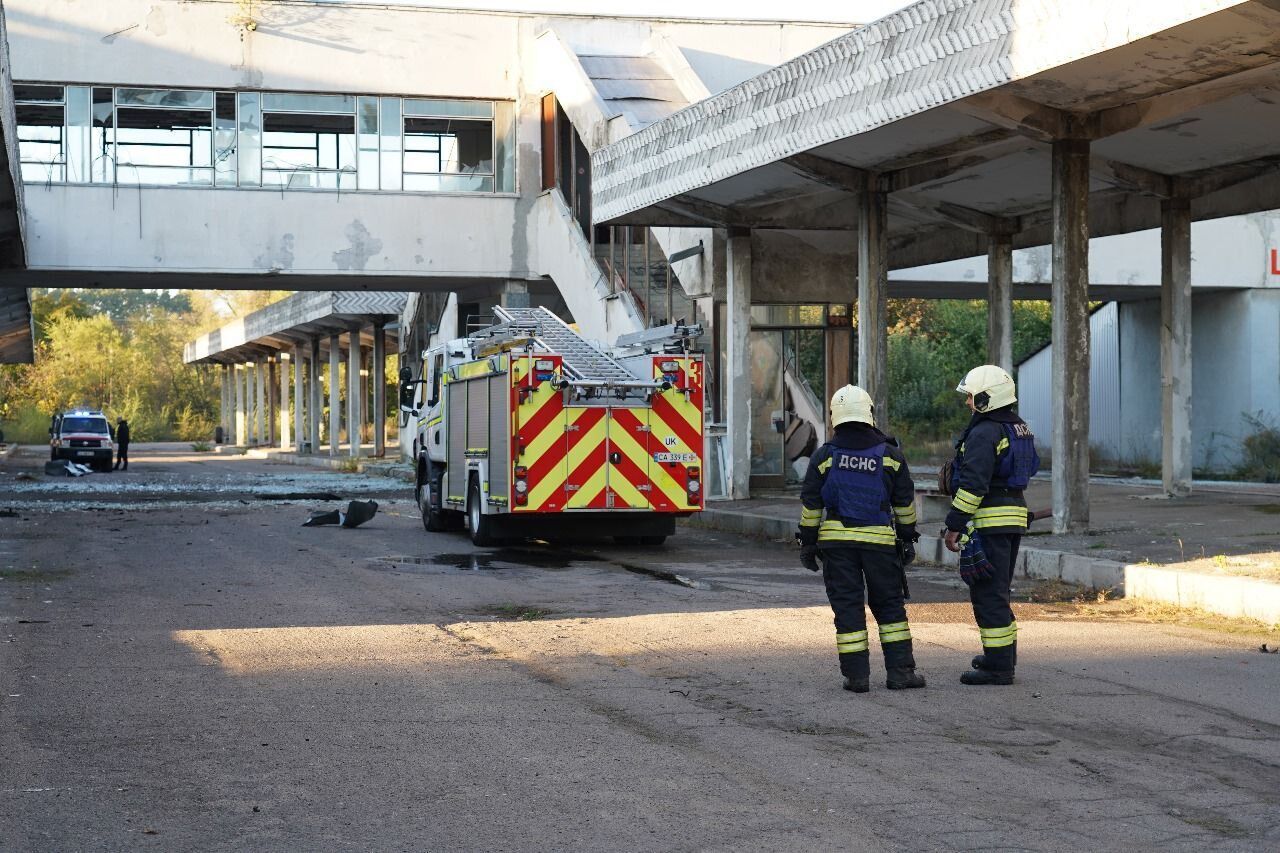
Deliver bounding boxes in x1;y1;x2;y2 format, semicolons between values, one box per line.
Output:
1051;138;1092;533
858;190;889;424
1161;196;1193;497
293;345;305;454
348;329;362;458
359;347;369;449
987;232;1015;373
500;280;530;309
219;365;229;443
267;358;278;447
223;365;233;441
278;354;291;450
309;337;322;453
725;228;752;500
234;365;246;446
245;361;257;446
373;324;386;457
255;360;267;447
328;335;341;456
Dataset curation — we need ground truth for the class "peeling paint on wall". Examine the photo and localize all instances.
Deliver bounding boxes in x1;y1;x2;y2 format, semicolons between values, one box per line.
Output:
255;234;295;271
332;220;383;271
145;5;168;37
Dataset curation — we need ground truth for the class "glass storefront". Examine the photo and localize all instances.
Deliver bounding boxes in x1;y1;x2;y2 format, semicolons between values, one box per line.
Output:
14;82;516;195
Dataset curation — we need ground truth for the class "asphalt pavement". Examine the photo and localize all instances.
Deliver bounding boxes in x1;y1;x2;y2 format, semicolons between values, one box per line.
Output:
2;446;1278;851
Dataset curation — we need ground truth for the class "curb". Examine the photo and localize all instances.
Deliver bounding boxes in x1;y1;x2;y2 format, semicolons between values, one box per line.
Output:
0;444;19;461
252;448;414;483
686;506;1280;626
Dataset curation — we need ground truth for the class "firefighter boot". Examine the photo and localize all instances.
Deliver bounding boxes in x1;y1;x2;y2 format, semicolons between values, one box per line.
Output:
886;667;926;690
971;643;1018;671
841;649;870;693
960;668;1014;685
961;643;1015;685
881;636;924;689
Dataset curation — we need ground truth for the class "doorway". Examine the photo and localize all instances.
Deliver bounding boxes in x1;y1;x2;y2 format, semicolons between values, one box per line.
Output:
748;305;827;489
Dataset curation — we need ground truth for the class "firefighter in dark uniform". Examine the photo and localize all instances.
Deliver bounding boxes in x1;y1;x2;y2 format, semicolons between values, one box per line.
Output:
797;385;925;693
943;365;1040;685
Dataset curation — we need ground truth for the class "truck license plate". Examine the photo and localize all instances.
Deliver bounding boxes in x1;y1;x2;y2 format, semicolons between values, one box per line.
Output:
653;452;696;463
76;450;93;456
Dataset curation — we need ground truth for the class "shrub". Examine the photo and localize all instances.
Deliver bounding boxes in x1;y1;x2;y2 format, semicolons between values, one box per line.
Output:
1237;413;1280;483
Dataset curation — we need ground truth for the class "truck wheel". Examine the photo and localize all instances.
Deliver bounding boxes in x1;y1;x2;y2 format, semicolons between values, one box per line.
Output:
417;469;450;533
466;477;498;547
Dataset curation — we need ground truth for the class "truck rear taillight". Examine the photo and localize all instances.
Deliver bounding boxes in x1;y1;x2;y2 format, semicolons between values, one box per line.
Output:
514;466;529;506
686;466;701;504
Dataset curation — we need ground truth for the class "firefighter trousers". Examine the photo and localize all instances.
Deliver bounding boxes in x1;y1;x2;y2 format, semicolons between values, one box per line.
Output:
969;533;1021;671
820;547;915;680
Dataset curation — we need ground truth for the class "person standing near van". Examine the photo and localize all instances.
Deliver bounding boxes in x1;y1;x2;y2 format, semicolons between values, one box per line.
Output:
114;418;130;471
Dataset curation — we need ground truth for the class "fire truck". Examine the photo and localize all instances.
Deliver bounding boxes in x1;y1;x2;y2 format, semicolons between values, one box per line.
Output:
403;306;705;546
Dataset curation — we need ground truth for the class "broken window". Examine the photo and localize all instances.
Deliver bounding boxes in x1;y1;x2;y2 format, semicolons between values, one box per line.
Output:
215;92;237;186
15;84;64;183
262;112;356;190
403;99;495;192
14;82;515;194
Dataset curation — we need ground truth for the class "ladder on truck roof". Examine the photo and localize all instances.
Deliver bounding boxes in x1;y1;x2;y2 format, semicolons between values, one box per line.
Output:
492;306;637;383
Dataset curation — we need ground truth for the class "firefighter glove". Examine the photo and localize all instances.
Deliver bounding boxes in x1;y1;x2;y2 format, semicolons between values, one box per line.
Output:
958;534;995;587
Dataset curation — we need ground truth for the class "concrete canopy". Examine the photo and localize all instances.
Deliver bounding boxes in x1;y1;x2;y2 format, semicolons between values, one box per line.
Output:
184;291;406;366
592;0;1280;269
0;5;31;363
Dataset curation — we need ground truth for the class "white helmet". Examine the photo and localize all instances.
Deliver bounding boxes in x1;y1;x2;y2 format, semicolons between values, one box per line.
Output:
957;364;1016;412
830;384;875;428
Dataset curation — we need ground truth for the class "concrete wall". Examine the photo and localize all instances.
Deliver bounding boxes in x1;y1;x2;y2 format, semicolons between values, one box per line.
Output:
897;210;1280;289
25;184;528;279
1021;290;1280;473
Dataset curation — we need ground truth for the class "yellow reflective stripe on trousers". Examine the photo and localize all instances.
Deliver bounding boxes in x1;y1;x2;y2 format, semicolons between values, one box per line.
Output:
836;629;869;654
878;621;912;644
979;622;1018;648
817;521;896;545
972;506;1028;529
893;503;917;525
952;488;982;513
799;507;823;528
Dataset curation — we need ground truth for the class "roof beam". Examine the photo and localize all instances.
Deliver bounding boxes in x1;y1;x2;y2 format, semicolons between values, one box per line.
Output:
880;136;1031;192
1095;59;1280;138
653;197;737;227
951;91;1088;143
782;153;869;193
893;192;1019;236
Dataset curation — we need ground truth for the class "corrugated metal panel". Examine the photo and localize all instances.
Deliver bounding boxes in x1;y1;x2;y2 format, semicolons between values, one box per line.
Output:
619;102;683;127
1015;302;1121;457
593;77;685;103
446;384;467;501
1091;302;1121;456
1016;343;1052;447
488;374;509;500
466;379;488;449
578;55;669;80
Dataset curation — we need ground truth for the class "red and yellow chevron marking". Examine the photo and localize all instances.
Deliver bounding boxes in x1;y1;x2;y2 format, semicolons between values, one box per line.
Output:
565;407;609;509
646;356;704;513
511;354;566;512
506;354;705;514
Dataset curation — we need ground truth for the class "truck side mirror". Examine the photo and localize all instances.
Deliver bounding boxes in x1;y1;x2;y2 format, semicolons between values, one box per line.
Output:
399;380;417;413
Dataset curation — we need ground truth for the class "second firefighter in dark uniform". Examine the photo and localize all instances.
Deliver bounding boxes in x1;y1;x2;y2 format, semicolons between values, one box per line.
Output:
943;365;1040;686
798;385;925;693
